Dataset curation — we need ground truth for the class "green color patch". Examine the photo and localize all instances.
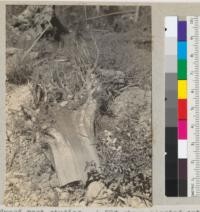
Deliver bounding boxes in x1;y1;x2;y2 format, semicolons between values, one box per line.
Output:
178;60;187;80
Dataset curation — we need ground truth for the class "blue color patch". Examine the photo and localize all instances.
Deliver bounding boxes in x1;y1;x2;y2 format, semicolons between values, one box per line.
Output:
178;42;187;59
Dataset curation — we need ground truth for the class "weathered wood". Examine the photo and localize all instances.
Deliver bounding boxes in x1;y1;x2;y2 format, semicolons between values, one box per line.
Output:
46;98;100;186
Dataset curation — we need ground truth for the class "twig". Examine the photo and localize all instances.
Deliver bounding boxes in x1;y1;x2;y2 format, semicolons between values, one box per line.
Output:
84;6;88;25
42;147;56;169
134;6;140;23
90;31;99;71
96;6;100;15
86;9;136;21
6;131;11;142
54;59;69;62
22;23;51;61
118;84;139;92
9;146;20;169
92;29;110;32
132;194;151;202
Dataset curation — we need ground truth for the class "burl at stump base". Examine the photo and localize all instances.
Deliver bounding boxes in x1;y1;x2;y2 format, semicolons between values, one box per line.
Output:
45;99;100;187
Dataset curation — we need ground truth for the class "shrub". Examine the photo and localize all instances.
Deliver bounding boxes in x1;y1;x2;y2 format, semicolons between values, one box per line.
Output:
94;94;152;202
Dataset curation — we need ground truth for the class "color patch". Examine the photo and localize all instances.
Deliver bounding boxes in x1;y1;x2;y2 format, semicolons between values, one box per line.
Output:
165;16;178;37
178;120;187;139
178;60;187;80
178;159;187;196
166;108;177;127
178;99;187;119
178;140;187;159
178;42;187;59
165;56;177;73
178;21;187;41
165;38;177;55
178;80;187;99
178;159;188;180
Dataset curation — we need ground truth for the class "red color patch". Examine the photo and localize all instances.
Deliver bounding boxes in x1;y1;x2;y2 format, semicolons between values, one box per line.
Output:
178;99;187;120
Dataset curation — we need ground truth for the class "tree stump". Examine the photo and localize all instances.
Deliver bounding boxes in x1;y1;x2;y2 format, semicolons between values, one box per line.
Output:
46;98;100;186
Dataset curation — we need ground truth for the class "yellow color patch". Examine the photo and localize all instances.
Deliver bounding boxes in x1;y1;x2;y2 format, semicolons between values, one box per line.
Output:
178;80;187;99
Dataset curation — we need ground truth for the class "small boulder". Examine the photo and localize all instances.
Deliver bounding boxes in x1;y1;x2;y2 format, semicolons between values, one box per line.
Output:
85;181;106;204
127;196;148;208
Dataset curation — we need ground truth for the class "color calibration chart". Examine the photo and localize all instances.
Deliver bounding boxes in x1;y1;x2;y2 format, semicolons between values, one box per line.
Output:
165;16;200;197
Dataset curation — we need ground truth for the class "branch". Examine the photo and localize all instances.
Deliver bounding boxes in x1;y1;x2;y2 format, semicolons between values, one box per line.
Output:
134;6;140;23
90;30;99;71
132;193;151;202
86;9;136;21
22;23;51;61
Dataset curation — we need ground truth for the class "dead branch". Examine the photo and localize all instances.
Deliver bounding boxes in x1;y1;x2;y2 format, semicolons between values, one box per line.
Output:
21;106;34;120
22;22;51;61
84;6;88;25
9;146;20;169
134;6;140;23
89;30;99;72
86;9;136;21
132;194;151;202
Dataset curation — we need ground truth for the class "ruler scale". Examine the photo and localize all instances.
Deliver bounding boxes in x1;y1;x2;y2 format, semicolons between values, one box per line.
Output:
187;16;200;197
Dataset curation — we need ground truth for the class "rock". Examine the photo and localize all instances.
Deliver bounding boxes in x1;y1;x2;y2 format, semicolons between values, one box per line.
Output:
30;193;38;202
76;201;86;207
6;47;21;57
60;101;68;107
111;87;151;120
60;191;68;199
6;130;12;138
98;69;125;85
127;196;146;208
49;173;59;188
6;85;32;111
46;191;55;200
13;6;48;28
13;172;26;178
86;181;106;203
25;120;33;129
29;52;39;60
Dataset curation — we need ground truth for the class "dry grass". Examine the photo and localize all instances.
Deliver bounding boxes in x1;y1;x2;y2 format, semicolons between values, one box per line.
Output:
6;55;35;85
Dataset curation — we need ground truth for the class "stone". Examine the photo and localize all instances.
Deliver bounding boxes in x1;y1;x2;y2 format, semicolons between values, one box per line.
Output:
111;87;151;121
8;177;19;185
85;181;106;203
60;101;68;107
6;47;20;57
49;174;59;188
127;196;146;208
